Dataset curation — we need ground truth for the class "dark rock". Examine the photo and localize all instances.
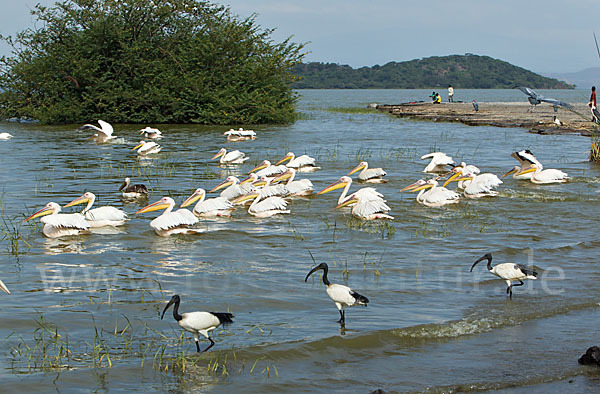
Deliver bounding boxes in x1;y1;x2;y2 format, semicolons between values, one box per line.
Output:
578;346;600;366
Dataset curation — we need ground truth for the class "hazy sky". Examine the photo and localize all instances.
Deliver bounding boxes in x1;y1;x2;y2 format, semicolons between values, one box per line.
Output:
1;0;599;74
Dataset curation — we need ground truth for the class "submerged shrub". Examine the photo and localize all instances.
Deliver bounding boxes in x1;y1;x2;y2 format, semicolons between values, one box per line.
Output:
0;0;305;124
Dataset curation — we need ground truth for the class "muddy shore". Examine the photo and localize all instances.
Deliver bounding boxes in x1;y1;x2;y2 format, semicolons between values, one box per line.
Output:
376;101;599;136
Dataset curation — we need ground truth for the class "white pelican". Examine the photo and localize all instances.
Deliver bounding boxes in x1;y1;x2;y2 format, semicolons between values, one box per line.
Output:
317;176;384;205
136;197;199;236
421;152;455;173
0;279;10;294
336;193;394;220
119;177;149;199
444;169;502;198
132;140;161;155
63;192;128;227
223;128;256;141
402;179;460;207
503;150;544;180
470;253;538;299
161;295;233;352
24;202;90;238
515;164;569;184
212;148;249;164
305;262;369;324
275;152;321;172
348;161;387;183
272;168;314;197
252;175;290;198
248;160;287;178
210;176;256;201
140;126;162;139
0;133;13;140
233;192;290;218
181;188;234;217
78;120;116;143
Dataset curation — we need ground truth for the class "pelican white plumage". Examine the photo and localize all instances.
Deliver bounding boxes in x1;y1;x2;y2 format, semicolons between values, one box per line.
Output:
0;279;9;294
317;176;384;206
470;253;538;299
503;150;544;180
252;175;290;198
24;202;90;238
515;164;568;184
248;160;287;178
78;120;116;143
421;152;455;173
136;197;199;236
119;177;149;199
0;133;13;140
305;262;369;324
223;128;256;141
210;176;256;201
212;148;249;164
275;152;321;172
181;188;234;217
348;161;387;183
444;169;502;198
272;168;314;197
401;178;460;207
336;193;393;220
63;192;128;227
233;192;290;218
139;127;162;139
161;295;234;352
132;140;161;155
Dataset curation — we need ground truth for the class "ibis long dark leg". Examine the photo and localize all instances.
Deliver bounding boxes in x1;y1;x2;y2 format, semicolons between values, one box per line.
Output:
337;309;345;324
507;280;525;299
203;337;215;352
195;339;201;352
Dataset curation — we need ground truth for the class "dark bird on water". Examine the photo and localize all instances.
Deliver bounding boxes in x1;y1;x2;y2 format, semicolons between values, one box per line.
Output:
119;177;149;199
470;253;538;299
161;295;234;352
305;262;369;324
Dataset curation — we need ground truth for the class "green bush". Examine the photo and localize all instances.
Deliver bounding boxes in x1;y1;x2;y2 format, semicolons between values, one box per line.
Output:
0;0;305;124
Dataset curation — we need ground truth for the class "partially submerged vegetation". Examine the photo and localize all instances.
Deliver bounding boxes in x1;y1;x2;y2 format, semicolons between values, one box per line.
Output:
0;0;305;125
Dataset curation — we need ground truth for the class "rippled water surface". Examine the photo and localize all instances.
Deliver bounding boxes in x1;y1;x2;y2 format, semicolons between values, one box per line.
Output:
1;89;600;392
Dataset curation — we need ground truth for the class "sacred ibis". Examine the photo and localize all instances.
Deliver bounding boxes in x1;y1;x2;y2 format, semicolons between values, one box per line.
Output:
470;253;538;299
161;295;234;352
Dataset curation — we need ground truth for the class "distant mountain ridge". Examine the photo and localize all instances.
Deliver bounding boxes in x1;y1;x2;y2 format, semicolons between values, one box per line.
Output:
291;54;574;89
543;67;600;89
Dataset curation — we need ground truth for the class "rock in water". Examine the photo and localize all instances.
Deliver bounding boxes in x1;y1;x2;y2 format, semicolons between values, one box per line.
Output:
578;346;600;366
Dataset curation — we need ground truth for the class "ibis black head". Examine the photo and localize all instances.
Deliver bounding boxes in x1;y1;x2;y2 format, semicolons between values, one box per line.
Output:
470;253;493;272
305;262;330;285
161;294;180;320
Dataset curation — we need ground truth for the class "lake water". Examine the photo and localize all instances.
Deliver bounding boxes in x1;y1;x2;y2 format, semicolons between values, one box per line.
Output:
1;89;600;392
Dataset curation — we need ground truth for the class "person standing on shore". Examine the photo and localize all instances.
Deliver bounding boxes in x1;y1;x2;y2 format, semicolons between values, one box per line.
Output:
590;86;599;123
448;85;454;102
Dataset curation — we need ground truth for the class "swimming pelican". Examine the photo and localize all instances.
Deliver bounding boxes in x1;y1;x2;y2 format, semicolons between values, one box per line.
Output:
444;169;502;198
132;140;161;155
78;120;116;143
63;192;128;227
317;176;384;205
224;128;256;141
139;126;162;139
233;192;290;218
210;176;256;201
348;161;387;183
0;133;13;140
249;160;287;178
515;164;569;184
275;152;321;172
305;262;369;324
470;253;538;299
402;178;460;207
503;150;544;180
272;168;314;197
336;194;393;220
161;295;233;352
252;175;290;198
212;148;249;164
0;279;10;294
24;202;90;238
181;188;234;217
136;197;199;236
421;152;455;173
119;177;149;199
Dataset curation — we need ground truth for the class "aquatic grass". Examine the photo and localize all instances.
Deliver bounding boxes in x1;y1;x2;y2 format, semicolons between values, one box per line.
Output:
344;217;396;239
590;132;600;162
